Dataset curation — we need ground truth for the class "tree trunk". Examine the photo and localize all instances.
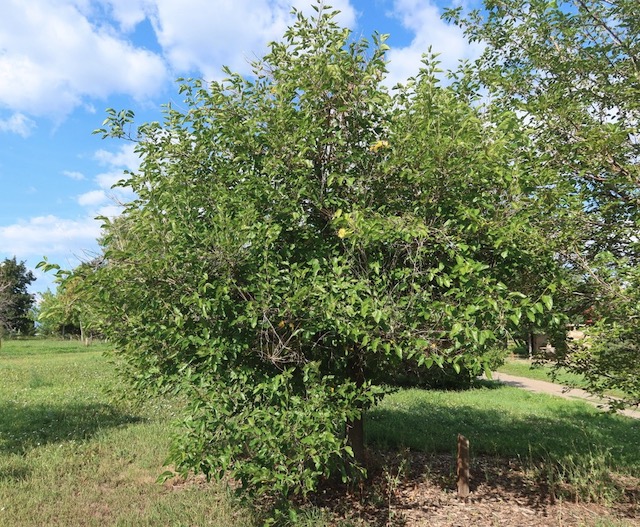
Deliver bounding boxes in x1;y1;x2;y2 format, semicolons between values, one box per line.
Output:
347;346;366;466
457;434;470;499
80;322;86;346
347;414;365;465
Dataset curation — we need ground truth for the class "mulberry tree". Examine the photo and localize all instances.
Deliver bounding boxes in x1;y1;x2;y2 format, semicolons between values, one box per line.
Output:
91;3;561;500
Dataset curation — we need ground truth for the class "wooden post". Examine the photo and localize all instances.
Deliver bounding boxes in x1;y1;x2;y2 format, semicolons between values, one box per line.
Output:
457;434;470;499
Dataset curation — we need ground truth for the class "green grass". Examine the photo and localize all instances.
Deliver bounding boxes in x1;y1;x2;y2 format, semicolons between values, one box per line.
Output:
368;385;639;467
1;340;638;525
0;338;111;357
497;357;586;386
368;383;640;506
0;339;254;527
496;357;627;398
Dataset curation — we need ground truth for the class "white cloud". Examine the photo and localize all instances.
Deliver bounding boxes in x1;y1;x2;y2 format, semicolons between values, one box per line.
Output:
91;143;138;206
385;0;483;87
143;0;356;79
0;0;168;119
63;170;86;180
101;0;151;32
78;189;108;206
0;215;101;259
93;170;135;206
77;143;139;212
76;169;134;213
0;0;360;123
0;112;36;137
96;204;127;218
94;143;140;171
95;170;128;190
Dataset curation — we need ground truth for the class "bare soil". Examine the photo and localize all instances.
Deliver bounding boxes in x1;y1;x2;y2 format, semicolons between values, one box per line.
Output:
306;452;639;527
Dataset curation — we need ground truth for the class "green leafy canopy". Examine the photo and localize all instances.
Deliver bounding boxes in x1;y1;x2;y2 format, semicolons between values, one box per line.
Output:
0;257;36;338
447;0;640;407
89;2;561;502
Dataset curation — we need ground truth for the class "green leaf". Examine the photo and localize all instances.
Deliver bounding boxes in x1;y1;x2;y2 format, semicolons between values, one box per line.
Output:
156;470;176;484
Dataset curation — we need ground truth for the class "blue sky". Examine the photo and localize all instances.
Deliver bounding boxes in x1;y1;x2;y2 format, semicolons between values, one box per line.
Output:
0;0;481;294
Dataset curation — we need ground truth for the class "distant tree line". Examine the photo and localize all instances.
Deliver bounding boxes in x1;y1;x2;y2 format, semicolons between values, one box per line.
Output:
0;257;36;340
37;260;102;343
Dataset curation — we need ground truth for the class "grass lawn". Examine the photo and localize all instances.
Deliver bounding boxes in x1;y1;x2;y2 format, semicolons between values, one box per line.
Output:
0;339;254;527
497;357;587;386
368;383;639;472
496;357;629;400
1;340;638;526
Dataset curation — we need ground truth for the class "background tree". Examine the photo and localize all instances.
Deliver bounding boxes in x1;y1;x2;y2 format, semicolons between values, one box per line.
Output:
0;280;9;346
90;3;562;503
0;257;36;340
447;0;640;406
37;261;103;343
36;290;71;337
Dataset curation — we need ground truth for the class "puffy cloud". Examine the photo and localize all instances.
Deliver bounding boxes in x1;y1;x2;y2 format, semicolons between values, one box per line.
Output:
100;0;150;32
0;143;140;266
0;0;360;126
0;0;167;120
96;204;127;218
0;112;36;137
95;171;129;191
77;189;108;206
0;215;101;259
77;143;138;211
92;143;138;203
93;143;140;171
138;0;356;79
385;0;483;87
91;169;135;208
63;170;86;181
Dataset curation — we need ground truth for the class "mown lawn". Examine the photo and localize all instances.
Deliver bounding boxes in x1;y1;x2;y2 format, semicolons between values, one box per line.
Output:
497;357;586;385
497;357;628;399
1;340;638;526
368;383;639;472
0;339;254;527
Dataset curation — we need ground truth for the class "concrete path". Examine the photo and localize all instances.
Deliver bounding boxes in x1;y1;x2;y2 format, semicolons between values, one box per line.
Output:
489;371;640;420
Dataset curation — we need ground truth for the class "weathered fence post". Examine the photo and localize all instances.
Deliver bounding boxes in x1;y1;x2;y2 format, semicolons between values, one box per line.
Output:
457;434;470;499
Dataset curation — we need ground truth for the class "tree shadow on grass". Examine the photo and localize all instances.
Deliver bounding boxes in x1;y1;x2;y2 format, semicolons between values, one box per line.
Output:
359;384;640;523
0;401;143;455
366;387;640;504
0;459;31;483
366;383;640;483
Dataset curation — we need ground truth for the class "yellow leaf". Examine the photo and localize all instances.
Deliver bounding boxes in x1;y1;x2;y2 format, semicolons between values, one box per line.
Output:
369;140;389;152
